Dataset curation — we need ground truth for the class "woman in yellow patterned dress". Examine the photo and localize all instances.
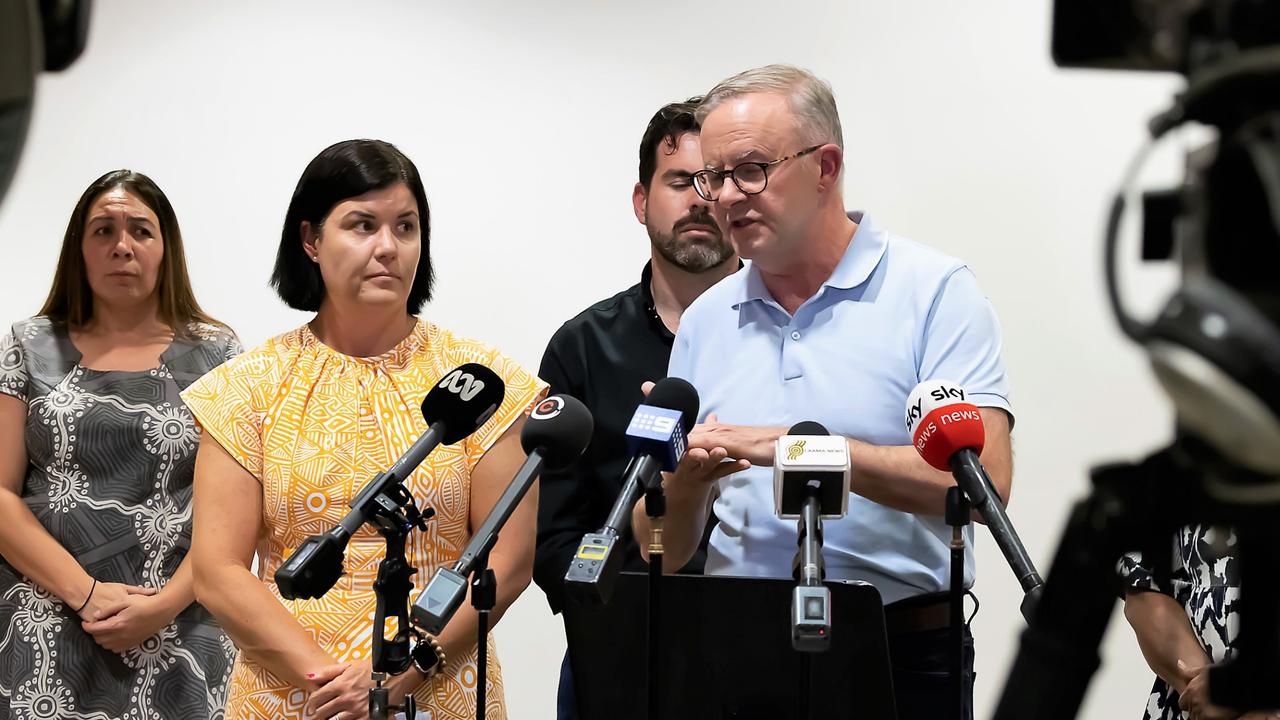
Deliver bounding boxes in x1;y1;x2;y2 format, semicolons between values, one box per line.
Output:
182;139;546;720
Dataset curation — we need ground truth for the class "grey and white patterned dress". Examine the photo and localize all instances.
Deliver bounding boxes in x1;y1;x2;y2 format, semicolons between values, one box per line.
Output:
0;316;240;720
1119;525;1241;720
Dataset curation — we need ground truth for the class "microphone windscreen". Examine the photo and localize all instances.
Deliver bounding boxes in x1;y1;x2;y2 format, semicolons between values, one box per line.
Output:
788;421;829;436
646;377;700;433
422;363;507;445
905;379;985;471
521;394;594;470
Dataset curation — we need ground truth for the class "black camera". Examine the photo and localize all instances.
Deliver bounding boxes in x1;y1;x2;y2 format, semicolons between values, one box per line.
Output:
993;4;1280;719
1052;0;1280;74
0;0;92;206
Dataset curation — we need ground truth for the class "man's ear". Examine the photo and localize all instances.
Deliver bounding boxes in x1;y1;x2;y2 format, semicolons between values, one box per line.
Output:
816;144;844;194
632;182;649;226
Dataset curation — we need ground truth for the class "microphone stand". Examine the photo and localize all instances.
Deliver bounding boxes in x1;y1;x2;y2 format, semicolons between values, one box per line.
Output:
415;530;500;720
944;486;970;720
411;455;546;720
412;439;572;720
944;460;1044;720
643;476;665;720
790;493;830;720
472;546;497;720
368;502;433;720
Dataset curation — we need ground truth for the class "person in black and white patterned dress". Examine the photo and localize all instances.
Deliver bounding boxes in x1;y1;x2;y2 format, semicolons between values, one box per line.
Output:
1121;524;1279;720
0;170;238;719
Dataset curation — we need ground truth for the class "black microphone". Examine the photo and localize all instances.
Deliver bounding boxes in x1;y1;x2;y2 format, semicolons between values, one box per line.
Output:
563;377;699;604
275;363;506;600
412;393;594;633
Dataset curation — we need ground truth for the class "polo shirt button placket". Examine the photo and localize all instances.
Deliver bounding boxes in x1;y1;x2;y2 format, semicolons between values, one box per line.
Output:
782;325;804;381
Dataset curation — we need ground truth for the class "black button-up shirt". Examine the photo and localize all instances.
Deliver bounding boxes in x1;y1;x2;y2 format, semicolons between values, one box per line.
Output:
534;262;714;614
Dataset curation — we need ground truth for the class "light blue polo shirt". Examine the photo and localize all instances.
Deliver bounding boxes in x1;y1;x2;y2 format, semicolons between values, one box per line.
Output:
669;211;1012;604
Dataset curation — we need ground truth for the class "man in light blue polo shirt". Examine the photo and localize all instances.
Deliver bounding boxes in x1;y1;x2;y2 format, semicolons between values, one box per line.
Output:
632;65;1013;720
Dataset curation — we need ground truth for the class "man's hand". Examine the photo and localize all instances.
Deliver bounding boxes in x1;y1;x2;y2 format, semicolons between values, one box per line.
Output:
639;379;778;471
1177;659;1238;720
687;416;787;467
634;381;749;569
81;591;174;653
664;431;751;490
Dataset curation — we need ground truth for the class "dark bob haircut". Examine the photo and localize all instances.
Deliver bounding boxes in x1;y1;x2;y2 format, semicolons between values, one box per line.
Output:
638;96;702;189
271;139;434;313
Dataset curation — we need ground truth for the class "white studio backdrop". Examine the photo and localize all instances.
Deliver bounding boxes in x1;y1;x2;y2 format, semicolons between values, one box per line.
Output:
0;1;1192;717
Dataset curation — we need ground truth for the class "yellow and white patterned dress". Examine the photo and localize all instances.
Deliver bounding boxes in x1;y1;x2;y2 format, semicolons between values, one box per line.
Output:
181;317;546;720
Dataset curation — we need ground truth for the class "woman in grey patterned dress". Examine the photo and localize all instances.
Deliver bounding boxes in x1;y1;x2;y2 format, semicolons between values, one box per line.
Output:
0;170;238;719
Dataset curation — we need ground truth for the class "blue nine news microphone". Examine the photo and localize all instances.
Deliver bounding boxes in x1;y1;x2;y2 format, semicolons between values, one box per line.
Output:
274;364;505;600
411;393;594;634
563;377;699;604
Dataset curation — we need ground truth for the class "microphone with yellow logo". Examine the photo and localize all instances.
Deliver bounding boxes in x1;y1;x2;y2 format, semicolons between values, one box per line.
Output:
773;422;850;520
773;421;850;652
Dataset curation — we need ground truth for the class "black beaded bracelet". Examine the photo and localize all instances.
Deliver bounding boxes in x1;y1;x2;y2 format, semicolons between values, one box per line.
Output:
74;578;97;613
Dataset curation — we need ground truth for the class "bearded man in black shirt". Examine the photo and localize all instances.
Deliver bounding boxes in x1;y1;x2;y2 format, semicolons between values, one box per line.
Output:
534;98;740;719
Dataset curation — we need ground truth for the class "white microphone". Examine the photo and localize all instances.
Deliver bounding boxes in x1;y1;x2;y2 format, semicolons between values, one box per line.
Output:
773;424;851;519
774;421;848;652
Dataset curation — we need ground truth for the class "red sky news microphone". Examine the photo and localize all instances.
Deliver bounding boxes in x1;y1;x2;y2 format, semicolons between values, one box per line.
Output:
905;380;1044;621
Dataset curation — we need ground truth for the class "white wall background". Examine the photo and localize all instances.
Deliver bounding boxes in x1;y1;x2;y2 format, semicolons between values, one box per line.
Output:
0;1;1193;717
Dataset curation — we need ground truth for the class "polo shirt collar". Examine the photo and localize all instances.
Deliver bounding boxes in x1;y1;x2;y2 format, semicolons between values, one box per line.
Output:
734;210;887;307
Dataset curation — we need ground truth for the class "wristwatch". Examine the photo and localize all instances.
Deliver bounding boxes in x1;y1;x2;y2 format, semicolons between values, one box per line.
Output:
410;635;446;678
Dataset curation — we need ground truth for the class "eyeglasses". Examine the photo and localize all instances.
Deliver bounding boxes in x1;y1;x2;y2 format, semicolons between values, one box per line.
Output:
691;145;822;202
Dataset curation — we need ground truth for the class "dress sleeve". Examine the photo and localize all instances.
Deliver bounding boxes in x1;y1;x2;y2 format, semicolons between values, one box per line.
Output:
459;346;549;474
180;355;267;480
1117;551;1166;594
223;331;245;362
0;327;28;403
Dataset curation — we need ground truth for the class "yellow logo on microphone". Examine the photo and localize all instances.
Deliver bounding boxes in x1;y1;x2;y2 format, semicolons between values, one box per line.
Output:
787;439;806;460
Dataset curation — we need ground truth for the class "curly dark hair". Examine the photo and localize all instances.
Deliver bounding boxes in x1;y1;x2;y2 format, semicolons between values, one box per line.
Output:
638;97;703;189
